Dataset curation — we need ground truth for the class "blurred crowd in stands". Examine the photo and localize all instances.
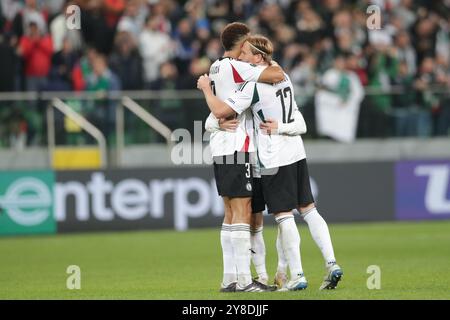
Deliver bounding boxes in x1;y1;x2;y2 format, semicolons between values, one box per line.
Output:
0;0;449;147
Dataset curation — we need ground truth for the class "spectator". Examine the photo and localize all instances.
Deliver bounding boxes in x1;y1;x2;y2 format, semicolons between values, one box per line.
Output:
0;34;17;92
315;55;364;143
18;20;53;91
413;56;437;137
393;0;417;29
1;0;449;147
333;9;365;54
151;61;183;131
71;46;99;92
149;0;173;34
203;38;222;62
11;0;47;41
116;0;148;42
109;31;143;90
179;56;211;133
6;108;27;150
274;23;298;68
139;16;173;86
173;18;198;75
346;53;368;86
47;37;80;91
102;0;126;28
316;37;336;74
395;30;417;76
44;0;66;21
413;13;439;65
79;0;118;54
86;54;121;92
318;0;343;37
257;2;285;38
85;54;121;141
1;0;23;36
435;16;450;67
50;1;83;53
290;52;318;104
179;56;211;90
391;61;417;137
366;43;399;137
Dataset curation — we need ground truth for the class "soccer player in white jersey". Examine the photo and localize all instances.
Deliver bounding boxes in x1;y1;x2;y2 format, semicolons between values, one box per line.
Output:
206;23;284;292
205;94;308;288
198;35;343;291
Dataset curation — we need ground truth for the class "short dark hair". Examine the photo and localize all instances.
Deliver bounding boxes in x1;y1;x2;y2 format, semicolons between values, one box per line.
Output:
220;22;250;51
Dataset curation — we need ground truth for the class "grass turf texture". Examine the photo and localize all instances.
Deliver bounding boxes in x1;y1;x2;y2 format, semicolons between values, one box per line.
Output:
0;220;449;299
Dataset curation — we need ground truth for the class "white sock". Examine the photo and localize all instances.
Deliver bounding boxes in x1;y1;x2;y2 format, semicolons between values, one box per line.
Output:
276;228;288;275
220;224;236;285
250;226;268;281
275;215;304;279
230;224;252;287
302;207;337;268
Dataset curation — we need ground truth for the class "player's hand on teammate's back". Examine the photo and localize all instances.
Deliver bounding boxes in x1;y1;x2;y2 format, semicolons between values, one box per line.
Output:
219;118;239;132
260;118;278;135
197;74;211;90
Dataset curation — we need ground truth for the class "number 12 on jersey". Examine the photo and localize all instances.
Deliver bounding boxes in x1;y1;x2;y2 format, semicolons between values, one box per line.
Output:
276;87;294;123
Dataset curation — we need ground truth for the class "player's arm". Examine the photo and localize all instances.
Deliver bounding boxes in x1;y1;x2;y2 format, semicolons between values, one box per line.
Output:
278;109;307;135
205;113;238;132
197;75;236;118
197;75;252;118
232;60;285;84
205;113;220;132
260;109;307;136
258;62;285;84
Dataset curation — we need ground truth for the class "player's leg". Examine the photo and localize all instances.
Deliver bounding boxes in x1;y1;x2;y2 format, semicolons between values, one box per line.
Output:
273;212;307;291
250;212;269;284
296;159;343;290
274;226;288;289
221;152;270;292
300;202;343;290
220;196;237;292
262;163;307;290
226;152;269;291
299;203;337;269
229;196;253;290
249;177;269;285
214;157;238;292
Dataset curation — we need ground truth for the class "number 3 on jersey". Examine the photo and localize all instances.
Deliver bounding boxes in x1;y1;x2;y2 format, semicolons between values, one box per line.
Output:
276;87;294;123
245;163;251;178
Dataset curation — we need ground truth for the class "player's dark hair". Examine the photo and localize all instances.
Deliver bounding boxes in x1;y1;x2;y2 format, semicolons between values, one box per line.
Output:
220;22;250;51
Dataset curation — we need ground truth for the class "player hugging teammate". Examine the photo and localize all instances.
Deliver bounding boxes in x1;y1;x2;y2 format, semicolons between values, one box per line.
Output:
197;23;343;293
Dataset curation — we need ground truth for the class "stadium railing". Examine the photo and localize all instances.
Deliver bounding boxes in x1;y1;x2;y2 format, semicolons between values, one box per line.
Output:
0;86;449;150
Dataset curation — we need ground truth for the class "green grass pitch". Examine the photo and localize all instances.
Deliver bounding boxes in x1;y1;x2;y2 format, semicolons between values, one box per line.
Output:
0;220;449;299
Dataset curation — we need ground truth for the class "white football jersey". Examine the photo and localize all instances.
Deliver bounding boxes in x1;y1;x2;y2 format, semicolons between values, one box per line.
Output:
207;57;266;157
224;74;306;169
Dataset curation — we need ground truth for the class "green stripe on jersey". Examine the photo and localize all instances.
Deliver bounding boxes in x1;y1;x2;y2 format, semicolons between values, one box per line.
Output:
251;85;260;105
238;81;249;91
